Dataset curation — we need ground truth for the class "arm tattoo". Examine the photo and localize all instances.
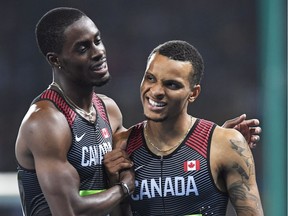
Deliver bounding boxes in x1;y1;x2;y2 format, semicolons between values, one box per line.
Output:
232;163;249;182
229;180;261;214
228;139;261;214
230;139;255;176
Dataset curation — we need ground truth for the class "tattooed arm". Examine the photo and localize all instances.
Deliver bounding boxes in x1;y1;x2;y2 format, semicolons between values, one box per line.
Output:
211;127;264;216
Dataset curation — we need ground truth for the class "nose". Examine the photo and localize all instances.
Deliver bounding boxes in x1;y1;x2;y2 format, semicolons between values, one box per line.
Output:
150;83;164;99
91;43;105;61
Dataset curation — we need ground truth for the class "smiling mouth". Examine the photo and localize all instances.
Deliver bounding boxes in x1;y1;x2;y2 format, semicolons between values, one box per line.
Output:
148;98;166;107
91;62;106;71
90;58;107;72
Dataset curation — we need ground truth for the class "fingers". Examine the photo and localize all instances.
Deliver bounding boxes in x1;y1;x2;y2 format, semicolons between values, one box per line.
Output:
117;139;128;150
105;148;130;161
222;115;261;149
222;114;246;128
249;135;260;149
242;119;260;127
248;127;261;148
106;157;133;173
251;135;260;142
249;135;260;147
249;126;262;135
249;142;257;149
103;152;133;171
247;125;261;149
104;149;133;175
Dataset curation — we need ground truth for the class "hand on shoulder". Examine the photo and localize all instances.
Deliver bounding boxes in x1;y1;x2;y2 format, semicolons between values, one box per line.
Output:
222;114;261;149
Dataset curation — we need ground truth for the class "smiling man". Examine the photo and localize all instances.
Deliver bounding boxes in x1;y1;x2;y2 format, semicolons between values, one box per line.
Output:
15;7;134;216
108;40;264;216
15;7;262;216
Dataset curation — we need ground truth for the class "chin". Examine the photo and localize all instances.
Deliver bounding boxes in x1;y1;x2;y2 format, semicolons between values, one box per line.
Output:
144;114;167;122
94;75;110;87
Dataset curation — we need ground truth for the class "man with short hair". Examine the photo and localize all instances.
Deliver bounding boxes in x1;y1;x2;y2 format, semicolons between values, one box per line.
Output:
15;7;134;216
106;40;264;215
15;7;261;216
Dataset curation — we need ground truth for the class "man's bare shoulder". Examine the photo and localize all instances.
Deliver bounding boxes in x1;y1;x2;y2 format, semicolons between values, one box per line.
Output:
213;126;246;146
212;126;252;167
16;100;71;169
22;100;67;128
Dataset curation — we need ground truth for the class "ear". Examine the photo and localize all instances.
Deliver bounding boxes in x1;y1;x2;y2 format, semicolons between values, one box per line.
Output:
188;84;201;103
46;52;61;68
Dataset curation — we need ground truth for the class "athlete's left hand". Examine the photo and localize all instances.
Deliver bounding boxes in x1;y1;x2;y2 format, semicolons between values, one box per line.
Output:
222;114;261;149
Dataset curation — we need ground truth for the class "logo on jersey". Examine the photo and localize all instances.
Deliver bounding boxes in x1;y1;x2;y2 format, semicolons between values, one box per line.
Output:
135;165;145;172
75;133;85;142
101;128;110;138
184;160;200;172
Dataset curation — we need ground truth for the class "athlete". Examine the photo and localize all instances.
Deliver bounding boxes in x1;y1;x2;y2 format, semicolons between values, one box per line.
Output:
15;7;261;216
106;40;264;215
15;7;134;216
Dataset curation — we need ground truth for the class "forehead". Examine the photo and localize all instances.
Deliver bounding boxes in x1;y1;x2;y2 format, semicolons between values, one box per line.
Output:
146;53;193;79
62;16;99;47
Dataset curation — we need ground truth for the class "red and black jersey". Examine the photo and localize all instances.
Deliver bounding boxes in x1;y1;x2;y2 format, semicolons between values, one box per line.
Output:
126;119;229;216
17;89;113;216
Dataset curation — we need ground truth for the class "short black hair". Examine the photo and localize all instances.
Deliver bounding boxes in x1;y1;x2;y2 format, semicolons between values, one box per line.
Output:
148;40;204;87
35;7;86;56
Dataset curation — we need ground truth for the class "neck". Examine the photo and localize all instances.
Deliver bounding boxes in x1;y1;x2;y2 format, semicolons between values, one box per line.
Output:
147;115;193;137
50;81;93;111
144;115;195;155
49;82;96;123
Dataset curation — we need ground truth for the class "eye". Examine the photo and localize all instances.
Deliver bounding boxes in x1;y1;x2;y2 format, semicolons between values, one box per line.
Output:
78;45;87;53
94;36;102;46
145;74;156;82
165;81;182;90
75;42;89;54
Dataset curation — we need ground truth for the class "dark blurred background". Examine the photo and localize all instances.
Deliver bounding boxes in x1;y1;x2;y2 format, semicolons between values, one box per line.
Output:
0;0;286;215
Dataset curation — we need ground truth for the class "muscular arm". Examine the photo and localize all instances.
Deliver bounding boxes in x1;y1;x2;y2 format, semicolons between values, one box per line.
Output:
212;128;263;216
15;101;129;216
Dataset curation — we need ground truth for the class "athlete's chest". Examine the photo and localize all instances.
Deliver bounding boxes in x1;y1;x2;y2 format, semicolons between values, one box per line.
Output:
131;144;210;199
68;116;113;169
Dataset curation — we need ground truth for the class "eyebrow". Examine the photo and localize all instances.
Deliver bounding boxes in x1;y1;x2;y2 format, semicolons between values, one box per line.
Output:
74;32;101;47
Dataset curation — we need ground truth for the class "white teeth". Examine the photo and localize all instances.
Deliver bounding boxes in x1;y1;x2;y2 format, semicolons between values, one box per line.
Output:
148;98;165;107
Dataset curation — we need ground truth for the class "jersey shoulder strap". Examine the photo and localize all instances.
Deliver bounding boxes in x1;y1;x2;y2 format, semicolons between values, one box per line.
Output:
33;89;76;127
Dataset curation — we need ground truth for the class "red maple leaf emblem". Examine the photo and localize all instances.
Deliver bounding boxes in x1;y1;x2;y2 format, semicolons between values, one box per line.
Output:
188;162;195;168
